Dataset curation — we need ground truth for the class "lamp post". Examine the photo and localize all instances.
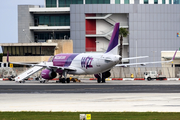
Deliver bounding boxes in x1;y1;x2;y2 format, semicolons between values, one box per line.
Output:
152;51;157;68
136;40;137;73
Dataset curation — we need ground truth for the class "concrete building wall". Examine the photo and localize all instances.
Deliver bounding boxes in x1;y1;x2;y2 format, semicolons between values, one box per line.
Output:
18;5;34;43
129;5;180;67
3;56;51;63
71;4;180;67
70;5;85;53
49;40;73;55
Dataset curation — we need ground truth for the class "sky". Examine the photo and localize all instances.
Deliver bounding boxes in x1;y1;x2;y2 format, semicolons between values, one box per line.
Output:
0;0;44;53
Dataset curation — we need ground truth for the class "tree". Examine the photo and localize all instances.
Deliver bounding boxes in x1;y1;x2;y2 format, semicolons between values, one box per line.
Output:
119;28;129;63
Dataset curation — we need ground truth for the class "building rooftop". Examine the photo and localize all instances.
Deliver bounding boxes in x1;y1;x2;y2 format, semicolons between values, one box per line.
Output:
0;42;58;47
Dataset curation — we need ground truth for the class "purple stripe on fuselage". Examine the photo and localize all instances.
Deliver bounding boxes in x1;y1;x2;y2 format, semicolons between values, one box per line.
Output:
53;53;79;67
64;54;79;67
106;23;119;53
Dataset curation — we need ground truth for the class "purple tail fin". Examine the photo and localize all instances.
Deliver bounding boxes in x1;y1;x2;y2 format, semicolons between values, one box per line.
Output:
106;23;119;54
7;51;9;62
171;49;178;61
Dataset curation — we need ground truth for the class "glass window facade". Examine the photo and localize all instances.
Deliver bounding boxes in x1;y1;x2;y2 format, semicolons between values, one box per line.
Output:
115;0;120;4
144;0;148;4
41;47;54;56
174;0;180;4
2;46;55;56
86;0;110;4
59;0;83;7
124;0;129;4
34;14;70;26
34;32;70;42
162;0;165;4
46;0;57;7
154;0;158;4
169;0;172;3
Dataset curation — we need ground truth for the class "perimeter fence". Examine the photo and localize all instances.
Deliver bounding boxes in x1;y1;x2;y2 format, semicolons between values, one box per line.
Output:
0;67;180;79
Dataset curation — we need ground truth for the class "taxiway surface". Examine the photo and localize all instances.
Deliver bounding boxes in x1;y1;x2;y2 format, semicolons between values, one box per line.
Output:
0;80;180;93
1;80;180;112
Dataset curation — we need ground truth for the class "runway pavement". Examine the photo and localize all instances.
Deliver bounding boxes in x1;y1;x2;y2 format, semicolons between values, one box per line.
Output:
0;80;180;93
1;93;180;112
1;80;180;112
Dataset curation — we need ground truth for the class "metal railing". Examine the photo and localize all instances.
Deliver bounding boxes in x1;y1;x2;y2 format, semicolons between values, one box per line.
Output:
86;26;114;35
31;4;83;8
86;14;111;18
105;17;117;25
30;22;70;27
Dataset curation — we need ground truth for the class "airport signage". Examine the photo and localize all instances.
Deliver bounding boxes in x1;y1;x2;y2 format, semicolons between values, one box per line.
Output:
80;114;91;120
10;64;13;68
177;33;180;37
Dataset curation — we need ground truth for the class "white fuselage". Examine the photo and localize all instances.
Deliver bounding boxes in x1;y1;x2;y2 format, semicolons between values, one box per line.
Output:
53;53;120;75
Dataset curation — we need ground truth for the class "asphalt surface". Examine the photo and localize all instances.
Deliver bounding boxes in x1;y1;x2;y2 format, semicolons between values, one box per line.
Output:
1;80;180;93
1;80;180;112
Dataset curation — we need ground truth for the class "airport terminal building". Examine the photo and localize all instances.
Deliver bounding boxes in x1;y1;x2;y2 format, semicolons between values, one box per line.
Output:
1;0;180;67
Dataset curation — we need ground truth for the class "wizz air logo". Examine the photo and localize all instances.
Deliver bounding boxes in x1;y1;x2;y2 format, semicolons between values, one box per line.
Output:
81;57;93;69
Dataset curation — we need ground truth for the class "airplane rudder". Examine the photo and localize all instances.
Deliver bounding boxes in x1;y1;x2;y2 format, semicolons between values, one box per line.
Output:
105;23;120;54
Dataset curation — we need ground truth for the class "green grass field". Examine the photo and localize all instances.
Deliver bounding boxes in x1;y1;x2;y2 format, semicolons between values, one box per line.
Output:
0;112;180;120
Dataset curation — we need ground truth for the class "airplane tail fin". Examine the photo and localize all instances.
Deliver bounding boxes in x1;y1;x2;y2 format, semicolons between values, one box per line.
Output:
7;51;9;62
170;49;177;61
105;23;119;55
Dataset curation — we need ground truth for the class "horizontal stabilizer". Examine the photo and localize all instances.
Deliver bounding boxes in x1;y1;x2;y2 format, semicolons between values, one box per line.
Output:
116;50;177;67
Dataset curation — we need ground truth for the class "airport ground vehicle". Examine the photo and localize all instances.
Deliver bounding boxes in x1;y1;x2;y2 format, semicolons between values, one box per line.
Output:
144;71;166;81
38;77;80;83
57;77;80;83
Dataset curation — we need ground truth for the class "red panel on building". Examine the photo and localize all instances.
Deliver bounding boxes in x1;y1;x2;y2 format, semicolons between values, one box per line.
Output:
85;14;96;17
85;15;96;52
86;19;96;34
86;37;96;52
